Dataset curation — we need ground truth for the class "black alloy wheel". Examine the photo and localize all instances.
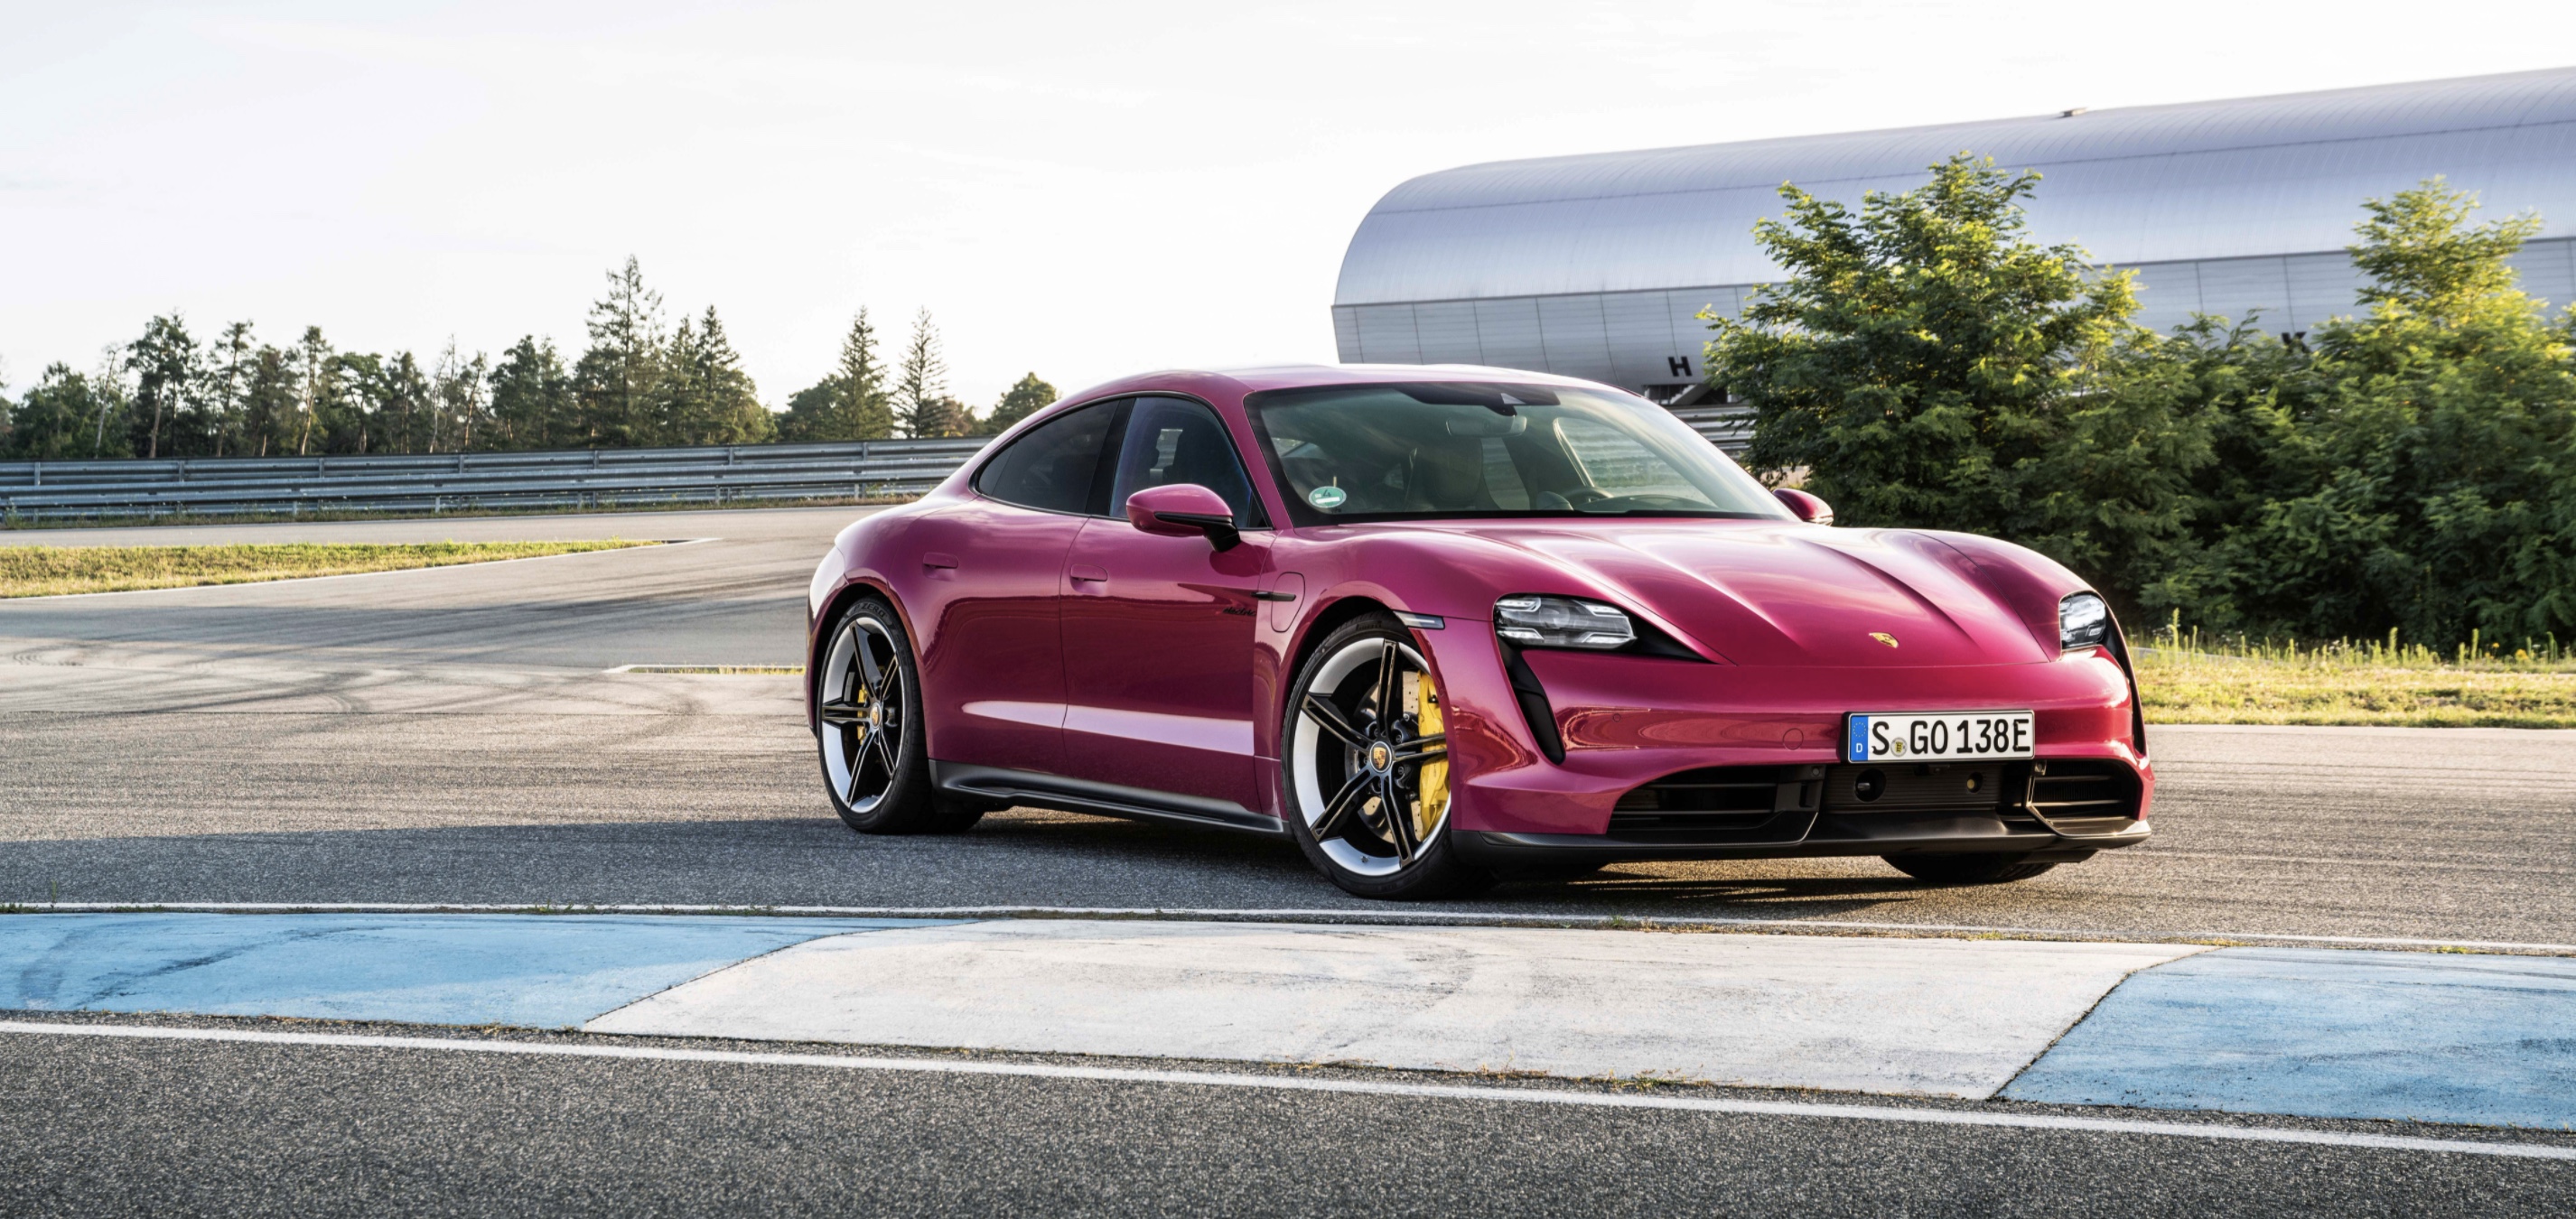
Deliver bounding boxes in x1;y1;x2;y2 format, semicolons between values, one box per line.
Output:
1283;613;1493;899
815;596;981;834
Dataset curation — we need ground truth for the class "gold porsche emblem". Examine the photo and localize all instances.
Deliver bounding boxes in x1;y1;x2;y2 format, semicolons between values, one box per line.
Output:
1871;632;1899;648
1369;742;1392;771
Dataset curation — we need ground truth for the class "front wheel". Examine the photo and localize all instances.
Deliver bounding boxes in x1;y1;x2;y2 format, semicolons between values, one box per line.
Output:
1882;852;2058;885
814;596;982;834
1282;614;1493;900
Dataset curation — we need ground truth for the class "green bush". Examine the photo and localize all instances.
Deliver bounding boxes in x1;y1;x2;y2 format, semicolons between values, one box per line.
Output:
1709;158;2576;651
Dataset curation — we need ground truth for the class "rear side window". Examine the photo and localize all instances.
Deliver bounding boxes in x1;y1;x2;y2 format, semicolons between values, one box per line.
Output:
975;403;1117;514
1106;396;1264;526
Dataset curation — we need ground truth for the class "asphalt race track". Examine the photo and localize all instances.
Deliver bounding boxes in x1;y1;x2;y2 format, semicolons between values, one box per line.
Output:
3;506;2571;943
5;507;2572;1215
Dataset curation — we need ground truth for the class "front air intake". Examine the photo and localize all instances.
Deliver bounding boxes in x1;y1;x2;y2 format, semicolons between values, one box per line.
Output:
2021;759;2143;836
1607;765;1823;843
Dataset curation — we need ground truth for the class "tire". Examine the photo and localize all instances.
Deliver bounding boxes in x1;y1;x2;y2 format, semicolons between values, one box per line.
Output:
1281;613;1494;900
813;596;983;834
1882;852;2058;884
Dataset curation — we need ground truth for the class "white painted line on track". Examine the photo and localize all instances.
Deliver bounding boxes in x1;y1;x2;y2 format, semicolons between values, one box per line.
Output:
17;902;2576;955
3;1019;2567;1160
602;664;804;674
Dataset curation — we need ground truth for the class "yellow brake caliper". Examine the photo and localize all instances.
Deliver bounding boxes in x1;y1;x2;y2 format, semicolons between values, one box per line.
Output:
1407;669;1448;842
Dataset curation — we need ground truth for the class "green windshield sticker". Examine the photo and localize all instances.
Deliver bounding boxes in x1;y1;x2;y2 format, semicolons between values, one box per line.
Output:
1308;485;1349;509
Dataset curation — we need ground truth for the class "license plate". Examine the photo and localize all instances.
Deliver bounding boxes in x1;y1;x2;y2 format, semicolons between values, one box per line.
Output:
1844;711;2034;763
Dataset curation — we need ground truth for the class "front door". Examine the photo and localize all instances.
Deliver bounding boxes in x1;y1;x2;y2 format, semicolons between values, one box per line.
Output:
1057;396;1269;811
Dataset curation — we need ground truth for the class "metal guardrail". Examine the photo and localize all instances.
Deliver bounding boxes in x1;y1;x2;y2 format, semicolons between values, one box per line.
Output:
0;437;992;522
0;405;1755;523
1674;404;1755;452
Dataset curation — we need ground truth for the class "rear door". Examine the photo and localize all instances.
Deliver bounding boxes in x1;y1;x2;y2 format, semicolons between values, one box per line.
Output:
1057;396;1271;811
913;401;1120;773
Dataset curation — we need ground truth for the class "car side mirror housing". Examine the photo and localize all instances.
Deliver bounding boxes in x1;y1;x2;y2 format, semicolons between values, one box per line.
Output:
1125;483;1241;551
1773;488;1834;526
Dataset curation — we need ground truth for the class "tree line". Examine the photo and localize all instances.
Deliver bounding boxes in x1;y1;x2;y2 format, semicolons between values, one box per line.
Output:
0;256;1059;461
1711;155;2576;653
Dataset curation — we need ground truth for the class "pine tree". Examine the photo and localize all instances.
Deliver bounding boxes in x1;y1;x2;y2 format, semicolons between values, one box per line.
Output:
575;256;666;447
433;340;490;453
892;309;950;439
664;306;771;445
294;327;335;456
382;352;433;453
779;309;895;442
242;345;297;457
331;352;385;453
488;337;575;451
125;313;202;459
210;321;255;456
837;308;895;440
88;348;132;459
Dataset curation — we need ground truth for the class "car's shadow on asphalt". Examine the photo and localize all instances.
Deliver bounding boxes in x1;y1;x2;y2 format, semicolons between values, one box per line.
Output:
0;807;1939;922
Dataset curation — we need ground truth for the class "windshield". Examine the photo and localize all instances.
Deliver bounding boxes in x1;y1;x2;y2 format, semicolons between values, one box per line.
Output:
1244;381;1791;525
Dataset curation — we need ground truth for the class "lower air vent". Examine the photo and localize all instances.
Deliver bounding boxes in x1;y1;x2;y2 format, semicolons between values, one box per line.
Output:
2024;759;2143;836
1607;765;1822;842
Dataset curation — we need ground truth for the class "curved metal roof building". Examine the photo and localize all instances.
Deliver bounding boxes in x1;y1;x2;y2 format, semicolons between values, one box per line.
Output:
1332;68;2576;399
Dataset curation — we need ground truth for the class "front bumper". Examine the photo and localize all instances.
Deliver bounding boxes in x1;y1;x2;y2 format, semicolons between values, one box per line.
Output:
1459;811;2150;868
1411;622;2152;860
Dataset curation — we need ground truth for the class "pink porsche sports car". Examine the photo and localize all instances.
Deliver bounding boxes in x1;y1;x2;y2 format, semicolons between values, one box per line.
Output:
805;365;2151;899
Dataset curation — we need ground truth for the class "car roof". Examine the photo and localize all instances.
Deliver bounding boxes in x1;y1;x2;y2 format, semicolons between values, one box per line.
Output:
1059;362;1623;404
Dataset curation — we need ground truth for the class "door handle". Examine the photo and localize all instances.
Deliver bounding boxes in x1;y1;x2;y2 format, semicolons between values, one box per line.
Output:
923;553;959;570
1069;564;1109;584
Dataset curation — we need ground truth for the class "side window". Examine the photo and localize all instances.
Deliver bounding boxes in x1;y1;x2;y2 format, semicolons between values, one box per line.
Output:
1107;396;1263;526
975;403;1117;515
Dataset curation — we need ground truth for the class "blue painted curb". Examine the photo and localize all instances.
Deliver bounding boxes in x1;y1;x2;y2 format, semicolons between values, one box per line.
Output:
2005;947;2576;1130
0;913;952;1028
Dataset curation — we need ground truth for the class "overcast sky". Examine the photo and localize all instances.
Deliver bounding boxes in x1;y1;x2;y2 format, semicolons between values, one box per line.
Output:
5;1;2572;408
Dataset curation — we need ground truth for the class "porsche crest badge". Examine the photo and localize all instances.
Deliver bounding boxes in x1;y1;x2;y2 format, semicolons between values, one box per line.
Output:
1871;632;1899;648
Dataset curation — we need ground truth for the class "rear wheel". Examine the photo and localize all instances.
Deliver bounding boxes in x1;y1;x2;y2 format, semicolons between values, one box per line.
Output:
1882;852;2058;884
815;597;982;834
1283;614;1493;900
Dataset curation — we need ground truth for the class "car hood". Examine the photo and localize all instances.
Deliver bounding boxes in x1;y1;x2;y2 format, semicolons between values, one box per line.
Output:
1404;521;2058;666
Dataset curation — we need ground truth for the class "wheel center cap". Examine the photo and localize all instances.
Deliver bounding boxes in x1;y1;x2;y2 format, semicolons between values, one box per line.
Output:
867;705;882;728
1368;742;1392;772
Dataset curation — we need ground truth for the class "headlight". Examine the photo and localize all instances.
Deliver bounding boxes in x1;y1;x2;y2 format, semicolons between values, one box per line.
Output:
1495;595;1638;650
2059;592;2109;650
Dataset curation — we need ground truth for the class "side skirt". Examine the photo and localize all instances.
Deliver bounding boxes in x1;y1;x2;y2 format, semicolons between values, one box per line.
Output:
932;761;1290;839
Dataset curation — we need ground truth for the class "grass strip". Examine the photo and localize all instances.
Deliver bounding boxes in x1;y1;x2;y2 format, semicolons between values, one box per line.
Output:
0;540;658;598
3;493;913;532
2138;651;2576;728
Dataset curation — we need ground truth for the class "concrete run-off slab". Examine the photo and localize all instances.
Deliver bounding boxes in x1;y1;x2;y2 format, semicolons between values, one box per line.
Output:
2006;947;2576;1129
0;913;940;1028
581;918;2201;1097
